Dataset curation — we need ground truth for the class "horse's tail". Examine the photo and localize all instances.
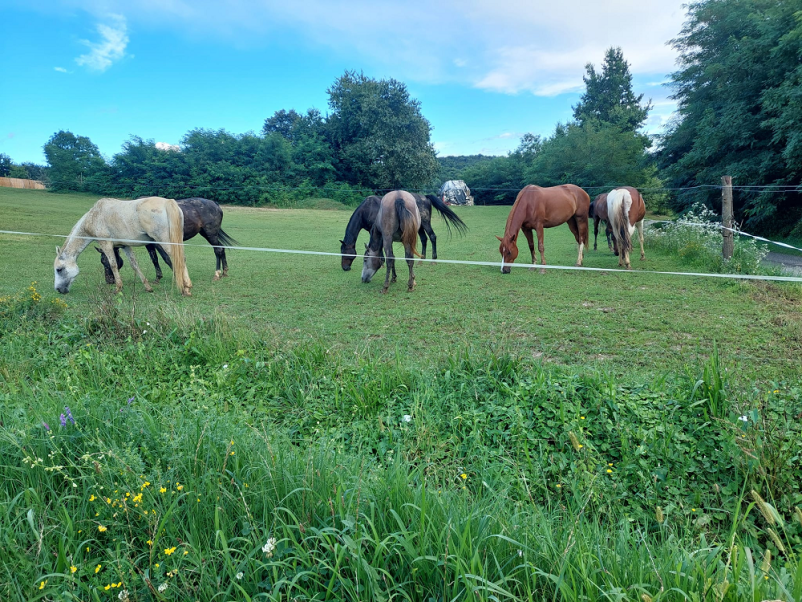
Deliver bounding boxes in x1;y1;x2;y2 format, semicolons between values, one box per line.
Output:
396;197;422;258
425;194;468;237
608;189;633;254
165;199;189;294
216;228;238;248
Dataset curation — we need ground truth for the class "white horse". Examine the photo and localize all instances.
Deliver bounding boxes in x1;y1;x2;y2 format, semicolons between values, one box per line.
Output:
606;187;646;269
54;197;192;296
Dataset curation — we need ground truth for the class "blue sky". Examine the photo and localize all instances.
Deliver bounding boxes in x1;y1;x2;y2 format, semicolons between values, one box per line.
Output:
1;0;687;165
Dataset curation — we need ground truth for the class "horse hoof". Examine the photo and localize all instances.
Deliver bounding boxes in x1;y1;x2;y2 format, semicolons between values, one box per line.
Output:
641;255;645;261
381;288;389;294
145;286;154;293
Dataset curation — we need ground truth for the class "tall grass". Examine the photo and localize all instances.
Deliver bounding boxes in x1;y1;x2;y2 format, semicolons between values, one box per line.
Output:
1;286;801;601
647;204;771;274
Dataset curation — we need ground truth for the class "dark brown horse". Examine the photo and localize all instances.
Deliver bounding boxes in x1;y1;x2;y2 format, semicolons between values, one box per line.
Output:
339;193;466;270
606;186;646;268
590;193;613;251
99;197;237;282
496;184;590;274
361;191;421;293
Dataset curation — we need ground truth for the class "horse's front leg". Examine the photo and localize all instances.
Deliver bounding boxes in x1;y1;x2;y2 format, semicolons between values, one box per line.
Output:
536;224;546;274
382;243;395;294
523;228;536;269
147;245;163;282
405;244;416;292
123;247;153;292
98;241;124;292
593;217;599;251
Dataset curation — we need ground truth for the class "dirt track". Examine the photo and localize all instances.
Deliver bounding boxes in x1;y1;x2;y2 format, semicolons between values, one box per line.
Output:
764;251;802;275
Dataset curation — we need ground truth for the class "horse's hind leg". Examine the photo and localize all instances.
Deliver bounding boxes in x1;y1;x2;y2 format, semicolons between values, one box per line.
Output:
405;244;416;292
147;244;164;282
593;217;599;251
637;220;645;260
123;247;153;292
423;222;437;262
536;224;546;273
418;226;428;260
201;232;226;281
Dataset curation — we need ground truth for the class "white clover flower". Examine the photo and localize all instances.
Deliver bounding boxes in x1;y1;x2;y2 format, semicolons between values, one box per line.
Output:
223;364;228;369
402;415;412;423
518;549;523;557
262;537;277;557
739;415;748;422
236;571;243;580
118;590;130;602
157;582;168;593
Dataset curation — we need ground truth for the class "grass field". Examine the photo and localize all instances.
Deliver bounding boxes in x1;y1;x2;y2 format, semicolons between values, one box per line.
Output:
1;188;801;383
2;188;801;601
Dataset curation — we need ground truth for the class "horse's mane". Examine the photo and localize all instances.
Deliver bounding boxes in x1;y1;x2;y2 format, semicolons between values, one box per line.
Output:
504;186;536;236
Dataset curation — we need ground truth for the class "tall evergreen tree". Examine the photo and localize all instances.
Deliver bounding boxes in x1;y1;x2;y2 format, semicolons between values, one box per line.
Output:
573;47;651;137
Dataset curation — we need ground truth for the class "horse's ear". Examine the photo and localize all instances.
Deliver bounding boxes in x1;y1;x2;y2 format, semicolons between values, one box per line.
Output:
364;243;368;249
495;235;503;242
55;246;61;256
95;247;102;253
339;239;344;244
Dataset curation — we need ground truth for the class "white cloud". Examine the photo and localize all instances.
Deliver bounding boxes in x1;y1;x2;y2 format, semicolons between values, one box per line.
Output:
51;1;685;95
75;14;129;72
54;66;69;72
155;142;180;151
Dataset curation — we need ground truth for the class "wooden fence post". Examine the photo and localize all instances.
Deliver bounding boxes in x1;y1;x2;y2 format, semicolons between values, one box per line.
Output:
722;175;733;260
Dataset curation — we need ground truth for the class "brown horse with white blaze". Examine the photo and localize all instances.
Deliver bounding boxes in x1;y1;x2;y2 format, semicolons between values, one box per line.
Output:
606;186;646;269
497;184;590;273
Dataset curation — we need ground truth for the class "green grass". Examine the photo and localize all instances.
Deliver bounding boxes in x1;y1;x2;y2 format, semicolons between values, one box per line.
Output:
2;188;802;601
1;188;801;383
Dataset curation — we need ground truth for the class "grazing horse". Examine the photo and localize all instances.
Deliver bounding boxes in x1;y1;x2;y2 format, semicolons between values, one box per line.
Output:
361;191;421;293
496;184;590;274
590;193;613;251
54;197;191;296
339;193;467;270
98;197;237;283
606;186;646;269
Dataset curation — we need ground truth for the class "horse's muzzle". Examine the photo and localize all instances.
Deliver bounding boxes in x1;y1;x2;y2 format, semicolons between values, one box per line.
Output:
501;267;511;275
56;286;69;294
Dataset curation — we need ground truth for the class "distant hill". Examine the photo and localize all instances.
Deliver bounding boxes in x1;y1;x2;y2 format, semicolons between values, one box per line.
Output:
436;155;496;183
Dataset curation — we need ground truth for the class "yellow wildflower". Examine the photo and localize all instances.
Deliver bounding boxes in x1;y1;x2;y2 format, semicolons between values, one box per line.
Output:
460;473;467;480
39;580;47;590
176;485;183;491
147;540;153;546
160;487;167;493
70;566;77;573
89;494;96;502
164;547;177;556
95;564;102;573
606;469;612;474
133;493;142;503
183;550;188;555
98;525;107;532
104;584;111;591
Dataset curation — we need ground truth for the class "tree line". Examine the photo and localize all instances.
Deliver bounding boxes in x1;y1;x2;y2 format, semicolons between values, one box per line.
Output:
2;0;799;234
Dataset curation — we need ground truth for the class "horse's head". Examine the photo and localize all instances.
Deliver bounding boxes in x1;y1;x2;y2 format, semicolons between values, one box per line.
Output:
340;239;357;271
361;243;383;283
496;234;518;274
54;246;79;294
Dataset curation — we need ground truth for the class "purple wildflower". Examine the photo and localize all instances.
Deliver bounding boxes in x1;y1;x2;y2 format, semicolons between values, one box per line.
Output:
42;421;50;431
60;414;67;427
127;397;134;405
64;406;75;425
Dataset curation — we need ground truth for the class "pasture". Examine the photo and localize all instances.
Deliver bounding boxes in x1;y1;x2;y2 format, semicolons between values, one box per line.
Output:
1;188;801;382
2;188;802;601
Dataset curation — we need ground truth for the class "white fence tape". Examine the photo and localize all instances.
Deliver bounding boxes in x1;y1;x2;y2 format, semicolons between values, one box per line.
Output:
2;228;802;283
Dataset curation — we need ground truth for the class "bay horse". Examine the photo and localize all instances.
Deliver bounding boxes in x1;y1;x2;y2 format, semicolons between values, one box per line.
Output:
496;184;590;274
361;191;421;293
589;193;613;251
98;197;237;283
55;197;191;296
606;186;646;269
339;193;466;270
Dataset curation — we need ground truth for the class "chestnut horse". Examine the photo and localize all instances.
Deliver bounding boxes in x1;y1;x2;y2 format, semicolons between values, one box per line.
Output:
606;186;646;269
361;191;421;293
496;184;590;274
590;193;613;251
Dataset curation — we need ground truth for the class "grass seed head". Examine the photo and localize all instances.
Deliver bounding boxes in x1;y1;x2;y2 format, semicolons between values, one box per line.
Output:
750;490;775;525
568;431;581;452
760;549;771;574
655;506;664;523
767;528;785;554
